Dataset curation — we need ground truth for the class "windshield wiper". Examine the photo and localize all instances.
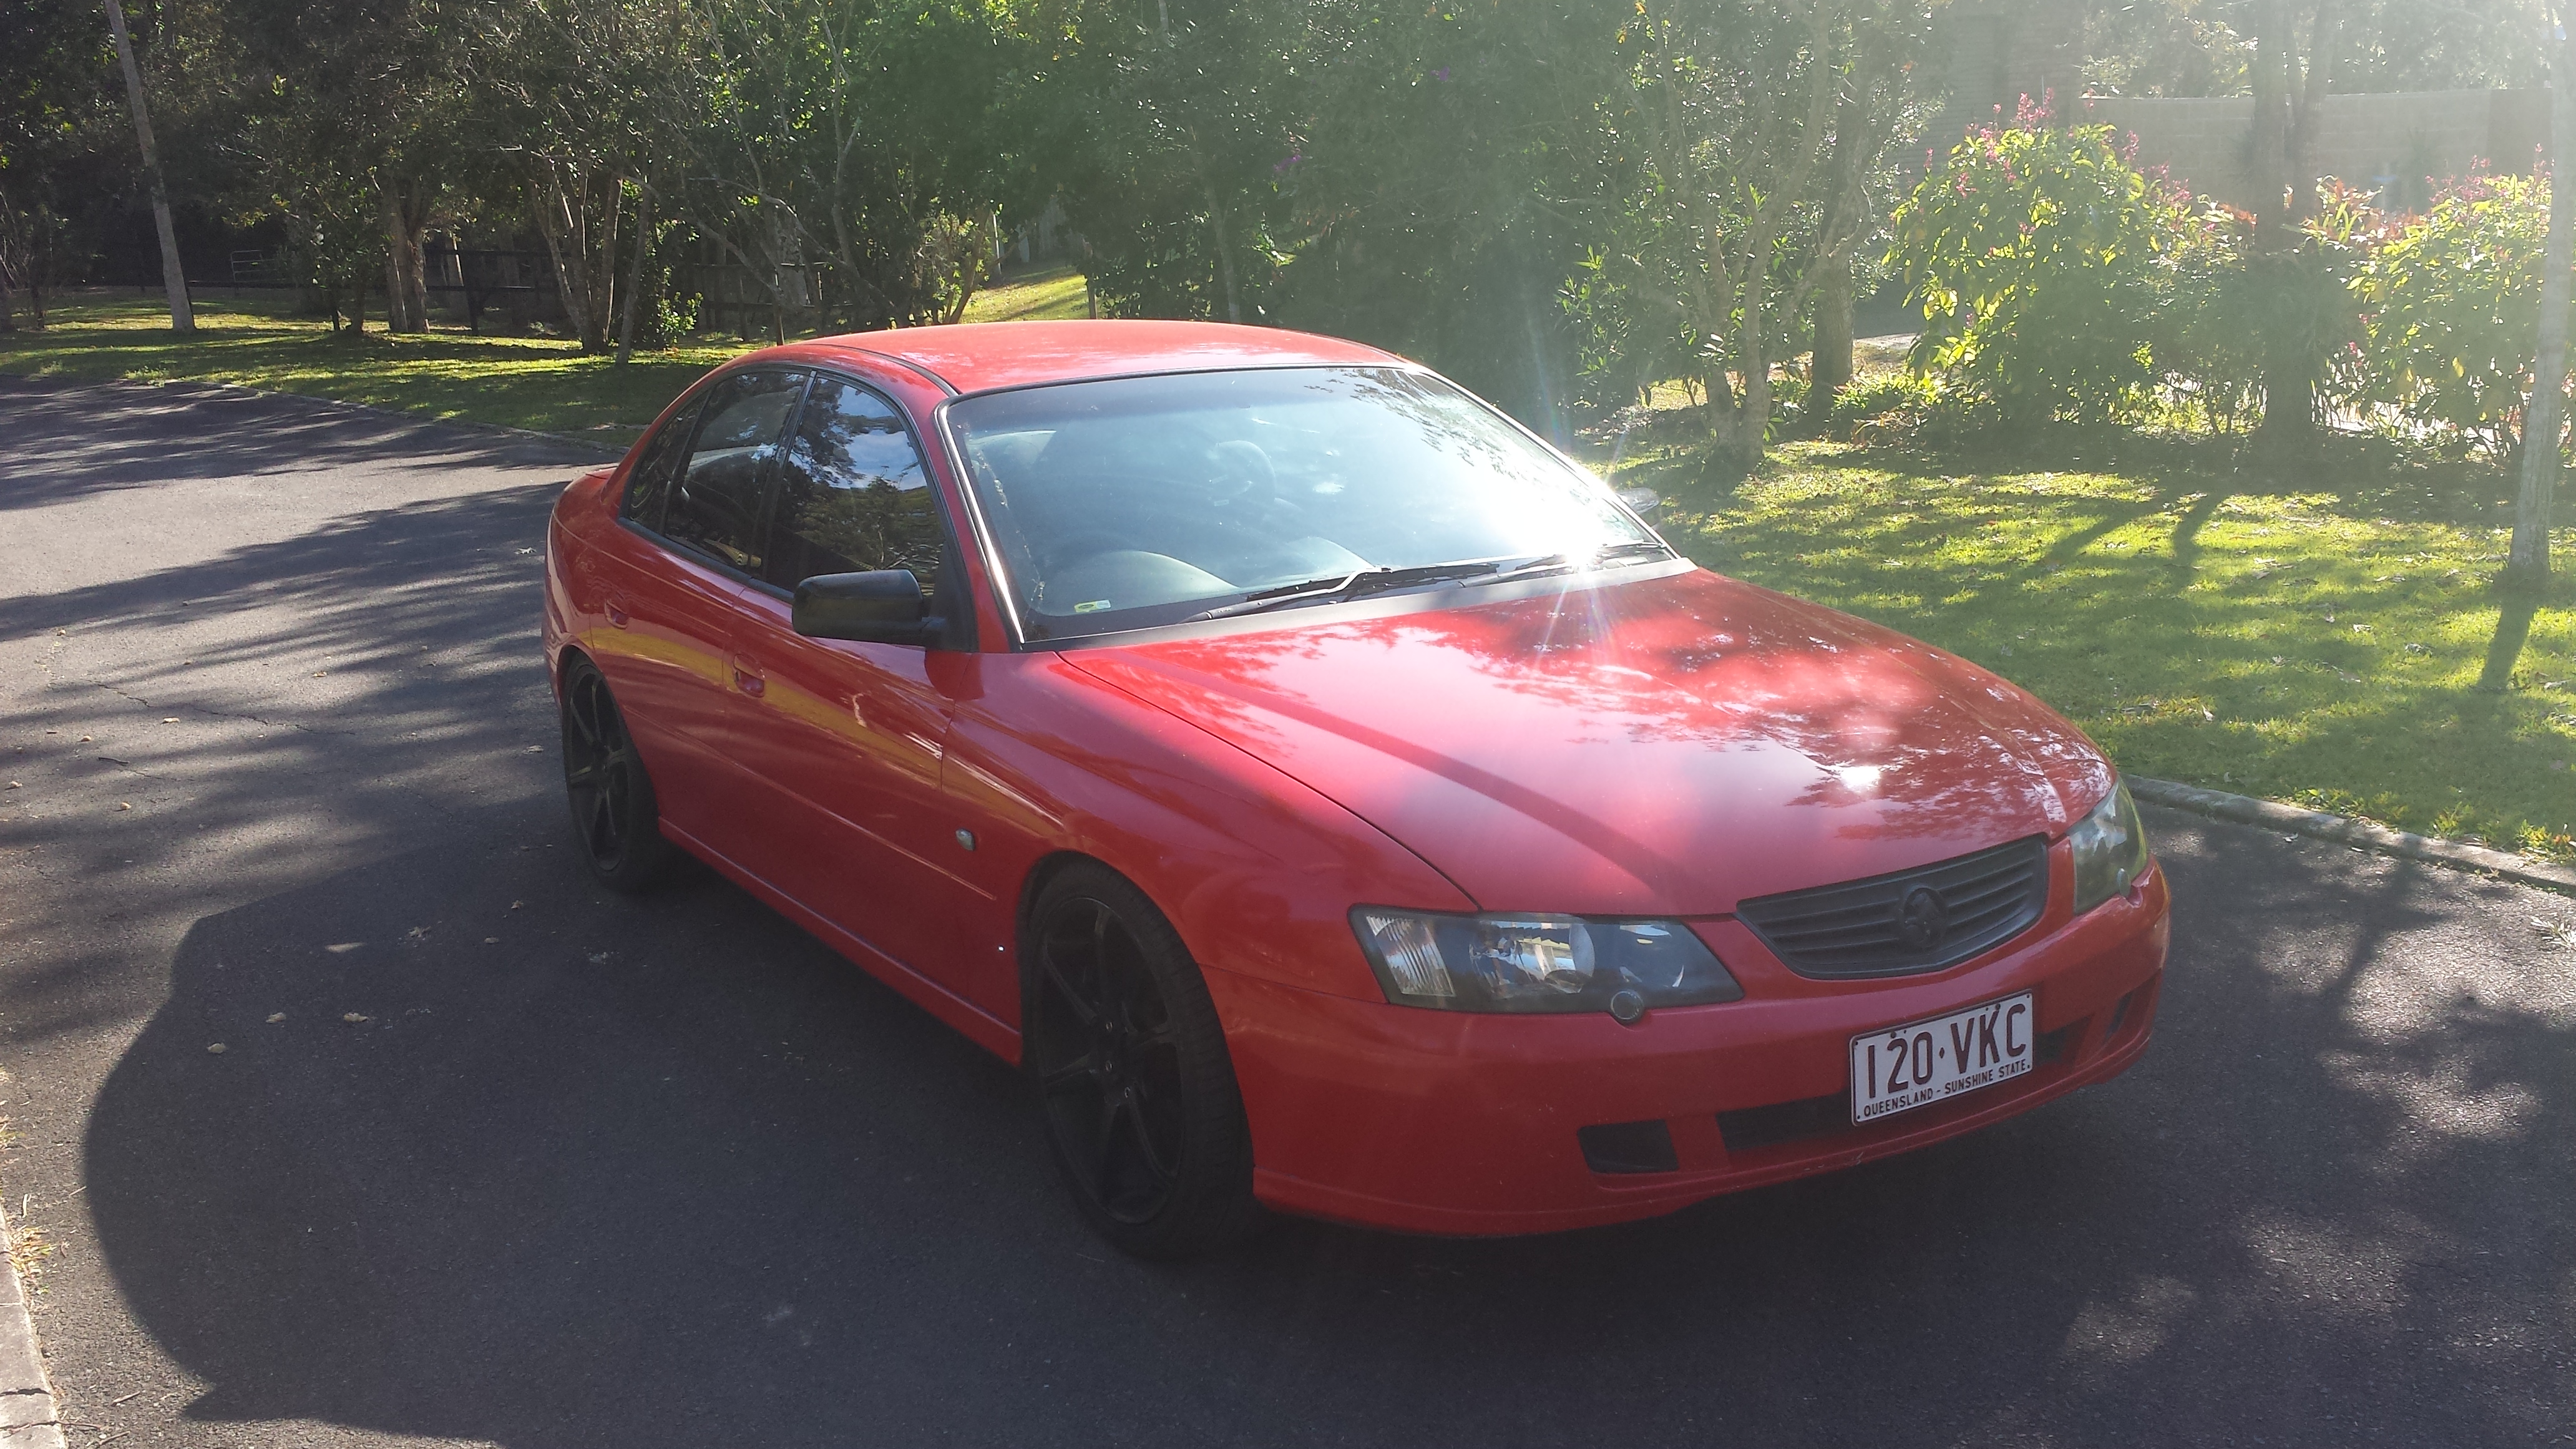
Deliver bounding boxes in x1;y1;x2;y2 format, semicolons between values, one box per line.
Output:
1467;539;1673;587
1184;555;1559;622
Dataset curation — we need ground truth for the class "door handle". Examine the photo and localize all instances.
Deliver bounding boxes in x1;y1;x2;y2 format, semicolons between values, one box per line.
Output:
732;663;766;697
605;598;631;628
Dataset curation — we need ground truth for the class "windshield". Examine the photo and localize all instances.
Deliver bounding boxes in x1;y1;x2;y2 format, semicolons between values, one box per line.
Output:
945;366;1663;640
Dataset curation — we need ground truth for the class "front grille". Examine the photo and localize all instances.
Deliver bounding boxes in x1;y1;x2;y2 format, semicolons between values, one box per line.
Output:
1735;836;2050;978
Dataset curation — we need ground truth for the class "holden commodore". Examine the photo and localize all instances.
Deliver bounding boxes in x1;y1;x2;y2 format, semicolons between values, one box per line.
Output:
542;320;2169;1257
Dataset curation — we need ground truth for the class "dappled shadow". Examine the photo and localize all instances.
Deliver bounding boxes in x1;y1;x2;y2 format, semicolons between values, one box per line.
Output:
1677;439;2576;844
2480;591;2541;691
2165;486;2233;576
0;375;611;513
67;807;2574;1447
15;378;2574;1447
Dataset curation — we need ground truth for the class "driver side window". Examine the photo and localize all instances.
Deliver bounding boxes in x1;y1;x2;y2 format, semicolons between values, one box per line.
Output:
663;369;809;577
764;378;946;597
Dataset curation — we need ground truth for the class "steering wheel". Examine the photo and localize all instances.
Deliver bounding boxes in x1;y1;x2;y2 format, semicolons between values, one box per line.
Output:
1036;527;1133;573
1203;440;1276;505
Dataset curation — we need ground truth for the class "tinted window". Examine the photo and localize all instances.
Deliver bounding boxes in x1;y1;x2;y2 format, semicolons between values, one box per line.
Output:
664;369;807;576
620;396;700;531
764;379;947;597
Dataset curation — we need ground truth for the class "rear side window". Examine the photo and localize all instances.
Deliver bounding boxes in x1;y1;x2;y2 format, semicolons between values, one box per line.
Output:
764;378;947;596
663;369;808;577
620;398;700;531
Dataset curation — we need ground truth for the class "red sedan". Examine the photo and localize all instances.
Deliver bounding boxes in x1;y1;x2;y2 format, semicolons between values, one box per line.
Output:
542;320;2169;1256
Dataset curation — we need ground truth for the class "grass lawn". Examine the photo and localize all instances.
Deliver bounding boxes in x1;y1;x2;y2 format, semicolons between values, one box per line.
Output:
0;291;749;444
2;272;1091;442
961;262;1091;323
10;293;2570;860
1611;436;2576;861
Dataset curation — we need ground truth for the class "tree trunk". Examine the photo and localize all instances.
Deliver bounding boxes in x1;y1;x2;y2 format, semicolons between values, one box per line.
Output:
377;177;431;333
533;162;614;353
616;185;653;364
2247;1;2294;253
102;0;192;335
2509;16;2575;582
1813;256;1855;412
2252;0;2330;460
379;188;413;333
1199;165;1241;323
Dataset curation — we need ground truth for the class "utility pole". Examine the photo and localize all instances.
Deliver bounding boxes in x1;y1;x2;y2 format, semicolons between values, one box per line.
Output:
2512;4;2574;581
102;0;193;335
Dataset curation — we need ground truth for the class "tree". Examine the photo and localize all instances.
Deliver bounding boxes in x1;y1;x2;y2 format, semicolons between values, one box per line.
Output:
2510;4;2572;581
1590;0;1933;472
100;0;192;331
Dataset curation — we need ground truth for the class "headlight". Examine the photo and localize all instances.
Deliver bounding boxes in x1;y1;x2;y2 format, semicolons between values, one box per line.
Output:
2069;779;2151;915
1350;909;1742;1018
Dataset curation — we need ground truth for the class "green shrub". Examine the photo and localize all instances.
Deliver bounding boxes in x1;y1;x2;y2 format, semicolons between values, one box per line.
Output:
2167;184;2374;436
1889;112;2197;429
2353;170;2573;463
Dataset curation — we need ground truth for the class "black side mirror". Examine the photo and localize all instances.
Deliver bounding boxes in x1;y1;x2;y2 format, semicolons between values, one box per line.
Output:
793;570;937;645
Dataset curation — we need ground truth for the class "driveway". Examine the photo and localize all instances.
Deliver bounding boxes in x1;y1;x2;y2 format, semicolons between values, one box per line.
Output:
0;374;2568;1448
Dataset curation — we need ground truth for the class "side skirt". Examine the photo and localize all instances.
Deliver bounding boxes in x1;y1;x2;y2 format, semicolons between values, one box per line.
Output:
660;819;1024;1065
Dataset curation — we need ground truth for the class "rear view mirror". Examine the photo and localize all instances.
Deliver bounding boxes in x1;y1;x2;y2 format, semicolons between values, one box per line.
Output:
793;570;937;645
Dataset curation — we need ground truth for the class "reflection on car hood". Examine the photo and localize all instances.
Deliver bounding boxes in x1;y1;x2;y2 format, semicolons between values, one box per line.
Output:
1067;567;2113;915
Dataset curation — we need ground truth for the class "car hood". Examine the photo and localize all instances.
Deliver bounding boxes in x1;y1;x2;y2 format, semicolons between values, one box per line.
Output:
1065;567;2112;915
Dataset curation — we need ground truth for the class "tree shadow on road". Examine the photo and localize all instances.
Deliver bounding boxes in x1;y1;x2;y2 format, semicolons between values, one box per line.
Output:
71;807;2576;1448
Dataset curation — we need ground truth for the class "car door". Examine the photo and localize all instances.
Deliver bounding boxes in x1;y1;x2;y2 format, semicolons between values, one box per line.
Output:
599;365;809;856
725;373;1005;1009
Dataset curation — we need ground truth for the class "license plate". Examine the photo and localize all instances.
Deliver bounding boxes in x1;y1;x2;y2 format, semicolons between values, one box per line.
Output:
1850;992;2035;1125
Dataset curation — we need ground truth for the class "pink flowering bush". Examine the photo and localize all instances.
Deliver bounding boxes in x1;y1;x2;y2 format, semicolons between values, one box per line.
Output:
2353;168;2571;463
1888;105;2197;427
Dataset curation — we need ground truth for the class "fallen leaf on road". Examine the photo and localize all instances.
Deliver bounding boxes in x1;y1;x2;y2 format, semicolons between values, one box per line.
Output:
115;802;131;811
160;718;178;724
509;900;524;910
483;937;500;944
206;1043;226;1054
342;1013;369;1025
266;1013;286;1023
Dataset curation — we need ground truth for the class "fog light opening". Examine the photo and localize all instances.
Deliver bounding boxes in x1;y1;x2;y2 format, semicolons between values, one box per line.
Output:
1577;1120;1679;1175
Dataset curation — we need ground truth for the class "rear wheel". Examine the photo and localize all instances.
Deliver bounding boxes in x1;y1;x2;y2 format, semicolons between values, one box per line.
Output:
1023;864;1263;1258
560;658;670;893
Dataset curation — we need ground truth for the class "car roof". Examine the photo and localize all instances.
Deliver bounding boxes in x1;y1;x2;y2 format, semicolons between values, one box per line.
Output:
792;319;1407;396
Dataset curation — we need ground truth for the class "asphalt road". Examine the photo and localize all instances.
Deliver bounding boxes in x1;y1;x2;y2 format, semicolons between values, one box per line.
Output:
1;374;2569;1449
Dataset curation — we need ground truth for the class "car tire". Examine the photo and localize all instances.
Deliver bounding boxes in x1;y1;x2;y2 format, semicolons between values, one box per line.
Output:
559;656;671;894
1022;863;1265;1259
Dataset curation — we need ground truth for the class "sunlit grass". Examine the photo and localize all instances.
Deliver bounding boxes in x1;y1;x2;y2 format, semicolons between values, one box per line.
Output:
1616;437;2576;861
0;292;749;441
4;281;1100;440
960;262;1092;323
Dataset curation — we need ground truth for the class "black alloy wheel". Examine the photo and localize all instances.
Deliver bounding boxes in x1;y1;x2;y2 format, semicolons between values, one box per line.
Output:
560;658;671;892
1024;864;1262;1258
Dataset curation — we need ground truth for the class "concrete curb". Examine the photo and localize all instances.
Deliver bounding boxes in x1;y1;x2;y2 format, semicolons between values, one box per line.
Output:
2131;777;2576;895
0;1203;64;1449
1;369;625;462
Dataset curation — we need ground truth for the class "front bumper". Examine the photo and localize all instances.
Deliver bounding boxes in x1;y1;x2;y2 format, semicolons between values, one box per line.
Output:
1206;860;2170;1236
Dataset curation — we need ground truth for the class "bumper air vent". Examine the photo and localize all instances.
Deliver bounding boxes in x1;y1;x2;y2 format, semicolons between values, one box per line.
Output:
1577;1120;1679;1175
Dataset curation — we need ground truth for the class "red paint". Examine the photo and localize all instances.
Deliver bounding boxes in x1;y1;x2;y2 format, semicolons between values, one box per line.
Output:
542;323;2172;1236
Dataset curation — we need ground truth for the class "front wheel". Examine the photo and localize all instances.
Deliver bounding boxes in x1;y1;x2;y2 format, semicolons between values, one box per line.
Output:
560;657;671;893
1023;864;1264;1259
